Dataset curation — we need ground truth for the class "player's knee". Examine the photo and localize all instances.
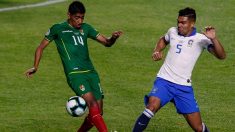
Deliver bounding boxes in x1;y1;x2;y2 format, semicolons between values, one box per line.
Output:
146;104;158;113
86;99;98;108
146;97;161;113
82;93;97;108
86;100;103;115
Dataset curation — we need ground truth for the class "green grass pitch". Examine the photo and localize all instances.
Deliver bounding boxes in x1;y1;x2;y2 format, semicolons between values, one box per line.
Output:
0;0;234;131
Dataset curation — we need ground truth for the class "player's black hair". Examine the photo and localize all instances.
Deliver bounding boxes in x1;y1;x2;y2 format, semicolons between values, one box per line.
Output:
178;7;196;22
68;1;86;15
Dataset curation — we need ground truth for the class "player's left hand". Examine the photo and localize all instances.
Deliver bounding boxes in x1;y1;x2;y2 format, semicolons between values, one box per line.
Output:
24;67;37;78
111;31;123;39
202;26;216;40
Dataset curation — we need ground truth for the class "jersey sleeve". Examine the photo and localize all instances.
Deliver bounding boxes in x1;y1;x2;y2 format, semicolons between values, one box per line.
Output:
164;27;174;43
44;24;58;42
200;35;213;50
87;25;99;40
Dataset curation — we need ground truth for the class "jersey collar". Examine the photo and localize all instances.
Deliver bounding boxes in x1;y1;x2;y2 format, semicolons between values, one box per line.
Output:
66;21;83;30
178;27;197;37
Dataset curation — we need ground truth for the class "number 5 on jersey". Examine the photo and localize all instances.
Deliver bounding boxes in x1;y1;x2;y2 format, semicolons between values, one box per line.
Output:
72;35;84;46
176;44;182;53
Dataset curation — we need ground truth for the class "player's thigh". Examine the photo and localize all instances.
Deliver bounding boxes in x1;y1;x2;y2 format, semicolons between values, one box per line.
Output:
67;74;92;97
96;99;103;114
147;78;174;112
88;72;104;100
148;78;174;106
82;92;99;108
174;85;200;114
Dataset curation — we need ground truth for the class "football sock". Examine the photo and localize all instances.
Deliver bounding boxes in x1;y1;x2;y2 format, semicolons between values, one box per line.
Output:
89;106;108;132
202;123;209;132
77;115;94;132
133;108;154;132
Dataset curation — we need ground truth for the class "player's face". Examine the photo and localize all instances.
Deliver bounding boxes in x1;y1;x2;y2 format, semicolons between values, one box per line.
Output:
177;16;195;36
68;13;85;29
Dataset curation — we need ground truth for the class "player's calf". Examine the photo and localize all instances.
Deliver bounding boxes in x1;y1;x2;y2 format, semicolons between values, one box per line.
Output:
89;105;108;132
77;115;94;132
133;108;154;132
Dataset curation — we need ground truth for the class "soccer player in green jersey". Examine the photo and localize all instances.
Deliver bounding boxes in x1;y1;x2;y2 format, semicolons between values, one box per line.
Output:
25;1;122;132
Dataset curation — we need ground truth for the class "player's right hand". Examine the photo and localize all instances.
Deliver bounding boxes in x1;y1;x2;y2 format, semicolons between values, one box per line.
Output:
25;67;37;78
152;51;163;61
111;31;123;39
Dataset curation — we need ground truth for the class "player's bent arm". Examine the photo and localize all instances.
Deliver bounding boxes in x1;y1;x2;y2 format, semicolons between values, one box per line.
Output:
153;37;168;52
209;38;226;60
33;39;50;70
25;39;50;77
152;37;168;61
96;31;123;47
203;26;226;60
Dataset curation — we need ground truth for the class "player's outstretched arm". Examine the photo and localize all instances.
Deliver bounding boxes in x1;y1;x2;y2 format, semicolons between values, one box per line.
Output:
202;26;226;59
152;37;168;61
96;31;123;47
25;39;50;78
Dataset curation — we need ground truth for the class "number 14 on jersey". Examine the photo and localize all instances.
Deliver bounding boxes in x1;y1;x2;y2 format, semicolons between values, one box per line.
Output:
72;35;84;46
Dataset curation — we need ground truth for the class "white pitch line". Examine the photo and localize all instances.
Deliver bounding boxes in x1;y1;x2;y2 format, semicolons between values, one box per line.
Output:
0;0;66;12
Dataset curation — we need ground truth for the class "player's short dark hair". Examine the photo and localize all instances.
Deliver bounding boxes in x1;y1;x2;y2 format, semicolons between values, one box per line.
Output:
178;7;196;22
68;1;86;15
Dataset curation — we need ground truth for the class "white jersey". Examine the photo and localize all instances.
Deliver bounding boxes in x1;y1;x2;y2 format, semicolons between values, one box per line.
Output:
157;27;212;86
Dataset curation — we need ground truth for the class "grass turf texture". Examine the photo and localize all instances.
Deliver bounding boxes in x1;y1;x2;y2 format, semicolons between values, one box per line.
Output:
0;0;234;131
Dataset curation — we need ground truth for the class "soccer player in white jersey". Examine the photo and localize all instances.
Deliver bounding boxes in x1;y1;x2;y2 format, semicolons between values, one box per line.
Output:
133;7;226;132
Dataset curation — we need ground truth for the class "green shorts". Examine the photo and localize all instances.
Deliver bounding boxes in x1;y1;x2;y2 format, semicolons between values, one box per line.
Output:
67;71;104;100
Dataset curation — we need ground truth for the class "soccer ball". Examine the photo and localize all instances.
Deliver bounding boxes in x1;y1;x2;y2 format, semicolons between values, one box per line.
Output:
66;96;87;117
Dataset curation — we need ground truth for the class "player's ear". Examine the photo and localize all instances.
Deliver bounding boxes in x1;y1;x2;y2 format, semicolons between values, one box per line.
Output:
190;21;195;28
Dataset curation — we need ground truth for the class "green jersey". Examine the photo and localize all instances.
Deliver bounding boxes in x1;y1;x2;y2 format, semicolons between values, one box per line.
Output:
45;21;99;76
